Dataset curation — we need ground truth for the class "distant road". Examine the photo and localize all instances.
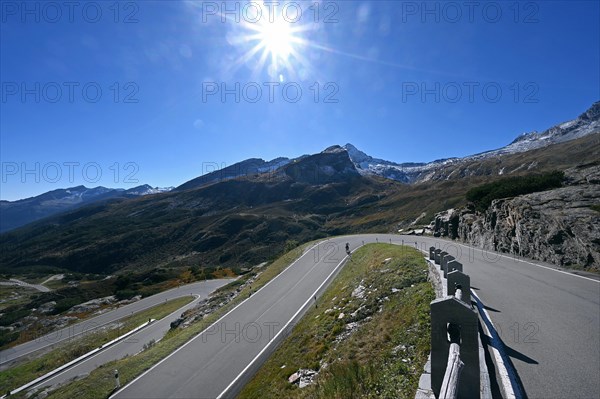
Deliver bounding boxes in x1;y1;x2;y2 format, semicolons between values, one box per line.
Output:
0;278;50;293
112;234;599;399
27;278;234;392
0;279;234;368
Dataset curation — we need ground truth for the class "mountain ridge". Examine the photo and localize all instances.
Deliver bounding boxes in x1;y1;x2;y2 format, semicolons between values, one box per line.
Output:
1;101;598;233
0;184;173;233
1;131;598;277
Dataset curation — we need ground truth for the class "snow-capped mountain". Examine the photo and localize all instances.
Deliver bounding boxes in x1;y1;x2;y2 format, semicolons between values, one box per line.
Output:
124;184;174;196
3;102;597;233
462;101;600;162
176;101;600;190
343;101;600;183
0;184;173;233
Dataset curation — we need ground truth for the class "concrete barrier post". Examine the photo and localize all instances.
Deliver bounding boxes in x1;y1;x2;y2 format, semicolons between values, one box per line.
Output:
442;255;455;278
434;249;442;265
446;260;463;275
431;297;480;399
439;252;448;269
447;270;471;302
429;246;436;260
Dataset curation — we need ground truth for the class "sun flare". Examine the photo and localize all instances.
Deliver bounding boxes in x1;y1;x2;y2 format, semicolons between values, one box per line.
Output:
259;20;295;61
226;3;313;79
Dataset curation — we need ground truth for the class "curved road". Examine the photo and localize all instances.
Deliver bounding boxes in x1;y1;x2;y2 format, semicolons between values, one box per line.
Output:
0;278;50;292
409;235;599;399
0;279;233;368
110;235;599;399
26;279;234;394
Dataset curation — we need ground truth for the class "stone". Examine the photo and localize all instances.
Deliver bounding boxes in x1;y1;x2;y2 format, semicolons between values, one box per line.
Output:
37;301;56;314
288;372;300;383
288;369;318;388
351;281;365;299
431;165;600;270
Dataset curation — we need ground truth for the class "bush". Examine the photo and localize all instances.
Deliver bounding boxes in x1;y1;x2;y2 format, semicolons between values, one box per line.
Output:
0;307;31;326
115;289;138;300
0;329;19;346
466;171;564;211
52;297;82;314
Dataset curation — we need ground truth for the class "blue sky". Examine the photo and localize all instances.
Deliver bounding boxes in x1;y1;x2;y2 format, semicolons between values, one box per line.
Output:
1;0;598;200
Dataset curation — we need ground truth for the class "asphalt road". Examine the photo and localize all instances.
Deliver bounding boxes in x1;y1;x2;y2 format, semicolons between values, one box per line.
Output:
27;278;234;393
0;278;50;292
404;235;600;399
0;279;233;368
111;235;599;399
112;237;365;399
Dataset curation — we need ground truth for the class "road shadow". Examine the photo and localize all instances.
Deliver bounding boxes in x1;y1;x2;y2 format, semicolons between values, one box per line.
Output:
483;304;500;312
474;293;532;399
479;323;504;399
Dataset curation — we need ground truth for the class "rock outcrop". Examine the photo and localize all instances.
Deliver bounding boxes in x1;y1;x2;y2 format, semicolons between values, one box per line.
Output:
431;164;600;270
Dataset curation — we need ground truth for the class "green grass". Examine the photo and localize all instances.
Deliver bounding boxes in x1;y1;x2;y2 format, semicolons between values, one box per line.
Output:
239;243;434;399
0;285;34;311
29;241;317;399
590;204;600;213
0;296;193;394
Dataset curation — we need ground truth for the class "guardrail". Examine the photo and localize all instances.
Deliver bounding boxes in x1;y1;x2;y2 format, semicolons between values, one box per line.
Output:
2;319;155;398
429;246;479;399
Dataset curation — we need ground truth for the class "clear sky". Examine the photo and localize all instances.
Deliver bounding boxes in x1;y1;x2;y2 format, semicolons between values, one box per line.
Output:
1;0;598;200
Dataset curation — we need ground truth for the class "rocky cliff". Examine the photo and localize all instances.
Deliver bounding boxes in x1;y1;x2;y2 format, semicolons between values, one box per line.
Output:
431;164;600;271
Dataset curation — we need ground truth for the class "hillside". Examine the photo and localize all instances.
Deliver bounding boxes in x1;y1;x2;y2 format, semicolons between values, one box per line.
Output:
1;133;598;278
0;185;172;233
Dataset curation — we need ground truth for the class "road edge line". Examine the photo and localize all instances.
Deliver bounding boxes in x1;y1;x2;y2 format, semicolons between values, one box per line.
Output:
471;289;522;399
3;318;157;398
431;238;599;283
215;246;356;399
0;280;223;366
109;240;324;399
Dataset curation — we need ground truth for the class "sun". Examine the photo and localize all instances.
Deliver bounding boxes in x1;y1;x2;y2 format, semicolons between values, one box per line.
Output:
226;4;313;80
259;20;295;61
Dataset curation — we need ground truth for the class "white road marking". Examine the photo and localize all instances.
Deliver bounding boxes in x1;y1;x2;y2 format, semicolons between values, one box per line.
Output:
471;289;521;399
109;241;323;399
216;243;356;399
411;237;599;284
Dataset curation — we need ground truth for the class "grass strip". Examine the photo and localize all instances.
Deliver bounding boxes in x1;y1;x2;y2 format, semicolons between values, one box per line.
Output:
239;243;434;399
0;296;193;393
31;241;315;399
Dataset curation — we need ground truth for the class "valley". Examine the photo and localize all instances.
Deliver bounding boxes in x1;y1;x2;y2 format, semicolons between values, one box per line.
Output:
1;103;599;399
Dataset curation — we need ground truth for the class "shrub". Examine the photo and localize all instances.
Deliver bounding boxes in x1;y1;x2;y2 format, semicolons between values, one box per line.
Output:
466;170;564;211
0;307;31;326
0;329;19;346
115;289;138;300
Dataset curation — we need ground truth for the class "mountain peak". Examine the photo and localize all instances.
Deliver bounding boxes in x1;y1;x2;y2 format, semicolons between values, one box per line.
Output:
509;131;539;145
343;143;371;164
284;146;359;184
322;145;346;154
579;101;600;121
